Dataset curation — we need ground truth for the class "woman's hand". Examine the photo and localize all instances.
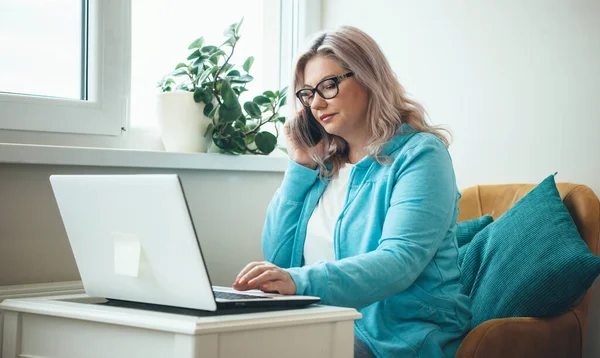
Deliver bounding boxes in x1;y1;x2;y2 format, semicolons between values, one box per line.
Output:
232;261;296;295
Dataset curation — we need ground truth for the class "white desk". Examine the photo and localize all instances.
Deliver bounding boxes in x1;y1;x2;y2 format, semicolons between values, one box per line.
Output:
0;294;361;358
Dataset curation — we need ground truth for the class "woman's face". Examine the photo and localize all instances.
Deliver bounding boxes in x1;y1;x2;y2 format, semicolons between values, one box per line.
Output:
302;56;369;142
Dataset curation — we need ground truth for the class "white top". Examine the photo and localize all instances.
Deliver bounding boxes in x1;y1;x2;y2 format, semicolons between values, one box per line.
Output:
303;163;354;265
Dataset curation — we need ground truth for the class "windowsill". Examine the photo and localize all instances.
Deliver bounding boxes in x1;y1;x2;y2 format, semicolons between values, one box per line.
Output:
0;143;288;172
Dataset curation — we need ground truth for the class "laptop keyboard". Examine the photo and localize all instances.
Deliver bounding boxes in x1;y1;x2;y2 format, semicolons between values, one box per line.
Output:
214;291;272;300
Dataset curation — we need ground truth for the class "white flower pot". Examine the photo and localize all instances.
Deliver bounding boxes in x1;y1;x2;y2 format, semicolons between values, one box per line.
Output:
156;91;212;153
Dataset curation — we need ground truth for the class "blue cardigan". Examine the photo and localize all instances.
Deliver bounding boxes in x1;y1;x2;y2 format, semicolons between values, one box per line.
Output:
262;124;471;357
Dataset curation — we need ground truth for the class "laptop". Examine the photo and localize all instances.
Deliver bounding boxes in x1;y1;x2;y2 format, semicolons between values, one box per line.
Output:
49;174;320;312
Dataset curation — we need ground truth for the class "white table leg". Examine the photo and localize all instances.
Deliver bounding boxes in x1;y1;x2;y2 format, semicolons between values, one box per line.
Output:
0;311;3;355
330;321;355;358
174;333;219;358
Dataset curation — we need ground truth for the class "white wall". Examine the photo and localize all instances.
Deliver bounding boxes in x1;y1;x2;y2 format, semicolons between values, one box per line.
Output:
322;1;600;356
0;164;283;287
322;0;600;195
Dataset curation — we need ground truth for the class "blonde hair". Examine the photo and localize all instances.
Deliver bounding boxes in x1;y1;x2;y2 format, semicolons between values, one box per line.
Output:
289;26;451;178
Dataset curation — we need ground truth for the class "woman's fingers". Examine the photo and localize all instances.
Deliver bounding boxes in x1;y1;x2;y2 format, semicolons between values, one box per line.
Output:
248;269;281;287
238;263;274;285
235;261;268;283
232;263;296;295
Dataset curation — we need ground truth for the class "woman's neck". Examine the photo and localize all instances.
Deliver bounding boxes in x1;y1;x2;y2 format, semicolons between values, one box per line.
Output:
348;146;367;164
343;125;370;164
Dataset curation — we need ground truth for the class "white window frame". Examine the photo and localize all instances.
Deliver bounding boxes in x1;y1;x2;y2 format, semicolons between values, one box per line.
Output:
0;0;131;136
279;0;322;93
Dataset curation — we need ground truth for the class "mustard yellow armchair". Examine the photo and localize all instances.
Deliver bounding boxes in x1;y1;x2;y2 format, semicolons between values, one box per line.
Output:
455;183;599;358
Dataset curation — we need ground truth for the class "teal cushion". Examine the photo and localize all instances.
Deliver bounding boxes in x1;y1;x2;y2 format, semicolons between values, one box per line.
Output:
459;174;600;328
456;215;494;248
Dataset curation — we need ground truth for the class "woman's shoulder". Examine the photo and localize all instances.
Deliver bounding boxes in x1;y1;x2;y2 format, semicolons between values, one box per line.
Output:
387;126;449;160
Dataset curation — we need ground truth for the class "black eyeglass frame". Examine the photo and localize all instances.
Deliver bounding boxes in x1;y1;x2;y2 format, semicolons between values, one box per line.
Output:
295;72;355;107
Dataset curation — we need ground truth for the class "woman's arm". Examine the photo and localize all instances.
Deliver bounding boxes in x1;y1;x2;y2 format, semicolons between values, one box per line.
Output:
287;137;457;308
262;159;319;268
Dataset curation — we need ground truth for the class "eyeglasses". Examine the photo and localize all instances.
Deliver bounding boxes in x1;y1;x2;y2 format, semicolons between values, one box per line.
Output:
295;72;354;107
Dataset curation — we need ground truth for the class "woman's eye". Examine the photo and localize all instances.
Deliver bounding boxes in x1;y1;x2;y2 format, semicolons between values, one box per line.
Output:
325;84;336;90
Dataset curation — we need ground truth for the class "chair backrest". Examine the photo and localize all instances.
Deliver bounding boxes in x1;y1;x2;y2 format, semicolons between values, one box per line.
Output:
458;182;600;338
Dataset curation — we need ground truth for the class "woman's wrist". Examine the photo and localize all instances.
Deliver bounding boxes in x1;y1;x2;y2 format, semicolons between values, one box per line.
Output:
290;156;317;170
293;160;317;170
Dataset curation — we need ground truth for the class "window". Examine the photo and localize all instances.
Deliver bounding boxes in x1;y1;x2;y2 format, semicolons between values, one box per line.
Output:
130;0;280;130
0;1;83;99
0;0;130;136
0;0;320;143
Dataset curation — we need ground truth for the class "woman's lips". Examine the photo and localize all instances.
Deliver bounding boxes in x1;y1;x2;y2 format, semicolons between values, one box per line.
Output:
320;113;336;122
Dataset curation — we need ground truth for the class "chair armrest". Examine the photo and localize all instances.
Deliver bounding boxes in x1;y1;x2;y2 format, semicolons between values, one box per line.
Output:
456;310;581;358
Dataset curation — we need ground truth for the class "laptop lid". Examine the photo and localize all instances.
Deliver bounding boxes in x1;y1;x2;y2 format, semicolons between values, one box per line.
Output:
49;174;218;311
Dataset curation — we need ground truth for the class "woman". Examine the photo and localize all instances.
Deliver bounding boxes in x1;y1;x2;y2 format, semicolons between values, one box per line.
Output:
233;26;471;358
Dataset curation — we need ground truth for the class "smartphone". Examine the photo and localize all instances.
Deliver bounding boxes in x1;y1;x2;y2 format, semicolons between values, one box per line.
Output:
302;107;323;147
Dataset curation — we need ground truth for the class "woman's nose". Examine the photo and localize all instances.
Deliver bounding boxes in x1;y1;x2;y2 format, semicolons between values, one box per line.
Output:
310;93;327;110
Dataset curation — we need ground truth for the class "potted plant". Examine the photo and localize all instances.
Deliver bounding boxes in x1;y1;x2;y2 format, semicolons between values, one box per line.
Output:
156;19;287;154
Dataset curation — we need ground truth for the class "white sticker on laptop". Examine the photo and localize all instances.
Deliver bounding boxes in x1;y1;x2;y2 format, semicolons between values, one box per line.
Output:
112;233;142;277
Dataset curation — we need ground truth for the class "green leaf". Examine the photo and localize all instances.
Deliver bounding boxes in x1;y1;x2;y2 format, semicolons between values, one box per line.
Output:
221;79;238;108
204;123;213;137
278;96;287;107
233;119;246;130
208;105;218;119
188;37;204;50
219;104;242;123
221;63;234;74
172;68;188;77
227;70;241;77
198;68;212;84
193;88;206;103
208;50;226;65
192;55;210;67
235;17;244;34
200;45;218;54
243;56;254;73
175;62;187;70
224;25;236;37
232;135;246;152
231;74;254;83
244;101;261;119
244;133;256;145
263;90;276;98
276;116;286;124
279;86;288;96
203;103;214;117
187;49;201;60
253;95;271;106
221;37;235;47
201;90;212;105
255;131;277;154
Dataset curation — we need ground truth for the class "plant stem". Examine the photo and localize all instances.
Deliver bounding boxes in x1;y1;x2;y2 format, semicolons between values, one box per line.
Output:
186;66;195;88
244;102;279;136
212;36;239;105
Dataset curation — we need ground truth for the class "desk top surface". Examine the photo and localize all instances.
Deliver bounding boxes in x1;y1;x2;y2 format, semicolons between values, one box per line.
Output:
0;294;361;335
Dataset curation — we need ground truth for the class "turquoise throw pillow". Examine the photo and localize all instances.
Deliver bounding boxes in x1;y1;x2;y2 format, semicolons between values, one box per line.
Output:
459;174;600;328
456;215;494;248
